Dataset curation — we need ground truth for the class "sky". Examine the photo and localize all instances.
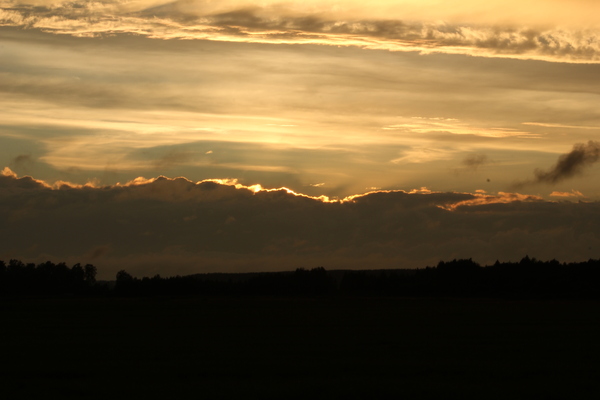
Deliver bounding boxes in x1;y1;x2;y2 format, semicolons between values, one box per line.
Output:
1;0;600;278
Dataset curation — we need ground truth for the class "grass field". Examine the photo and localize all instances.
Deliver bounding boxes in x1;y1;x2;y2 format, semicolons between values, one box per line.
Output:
2;296;600;399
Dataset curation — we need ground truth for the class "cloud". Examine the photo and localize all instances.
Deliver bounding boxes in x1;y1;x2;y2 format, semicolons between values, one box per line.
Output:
84;245;110;260
2;168;599;279
550;190;584;198
382;117;533;138
11;153;32;165
391;147;455;164
2;0;600;63
452;152;492;177
151;150;195;170
0;24;593;201
0;166;50;191
522;122;600;130
460;154;488;171
512;141;600;188
2;166;17;178
439;191;543;211
8;153;36;174
462;154;487;169
534;141;600;184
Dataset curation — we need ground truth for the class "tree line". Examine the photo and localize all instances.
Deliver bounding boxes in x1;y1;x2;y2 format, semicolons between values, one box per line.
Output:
339;257;600;299
0;259;101;295
2;257;600;299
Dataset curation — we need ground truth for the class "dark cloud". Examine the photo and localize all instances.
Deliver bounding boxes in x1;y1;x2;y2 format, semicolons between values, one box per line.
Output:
534;141;600;184
9;154;34;173
11;154;32;165
1;169;599;279
0;167;49;192
453;153;489;176
462;154;487;169
515;141;600;187
85;245;111;260
457;154;488;173
151;150;195;170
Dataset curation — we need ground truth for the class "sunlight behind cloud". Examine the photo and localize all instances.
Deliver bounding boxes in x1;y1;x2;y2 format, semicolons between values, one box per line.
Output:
2;167;599;277
2;1;600;199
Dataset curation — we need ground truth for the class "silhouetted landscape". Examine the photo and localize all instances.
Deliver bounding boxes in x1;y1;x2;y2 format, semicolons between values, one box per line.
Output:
3;258;600;399
3;257;600;299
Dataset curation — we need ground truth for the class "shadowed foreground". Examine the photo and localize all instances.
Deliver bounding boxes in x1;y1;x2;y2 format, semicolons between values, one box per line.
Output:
2;296;600;399
4;257;600;299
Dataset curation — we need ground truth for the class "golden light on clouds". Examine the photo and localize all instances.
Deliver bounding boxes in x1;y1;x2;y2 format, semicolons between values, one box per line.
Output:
2;0;600;277
2;0;600;62
2;165;600;277
439;192;544;211
549;190;585;198
383;117;534;138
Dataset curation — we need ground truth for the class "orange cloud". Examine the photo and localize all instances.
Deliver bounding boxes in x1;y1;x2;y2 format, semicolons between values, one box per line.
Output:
439;192;544;211
550;190;584;198
1;167;17;177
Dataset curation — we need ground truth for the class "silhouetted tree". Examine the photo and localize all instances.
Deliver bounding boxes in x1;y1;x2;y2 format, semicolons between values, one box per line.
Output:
84;264;97;285
115;270;135;294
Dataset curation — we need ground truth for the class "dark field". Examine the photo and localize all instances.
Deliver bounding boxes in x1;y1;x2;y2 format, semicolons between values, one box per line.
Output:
2;296;600;399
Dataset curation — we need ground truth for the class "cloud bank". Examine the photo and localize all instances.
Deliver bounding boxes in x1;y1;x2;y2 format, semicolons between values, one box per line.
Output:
2;0;600;62
2;168;598;278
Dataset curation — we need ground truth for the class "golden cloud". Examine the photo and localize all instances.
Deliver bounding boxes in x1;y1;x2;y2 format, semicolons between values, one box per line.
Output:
2;0;600;62
549;190;584;198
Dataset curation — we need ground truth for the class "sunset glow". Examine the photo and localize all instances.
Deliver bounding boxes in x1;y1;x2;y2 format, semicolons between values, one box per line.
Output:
2;0;599;277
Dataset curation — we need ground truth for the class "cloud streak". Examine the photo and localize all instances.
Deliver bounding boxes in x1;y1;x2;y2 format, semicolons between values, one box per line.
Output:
2;0;600;63
550;190;584;198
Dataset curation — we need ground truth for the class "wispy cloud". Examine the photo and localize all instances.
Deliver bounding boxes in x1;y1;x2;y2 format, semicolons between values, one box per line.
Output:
9;153;34;173
461;154;488;171
2;0;600;63
523;122;600;130
151;150;195;170
383;117;533;138
391;147;456;164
